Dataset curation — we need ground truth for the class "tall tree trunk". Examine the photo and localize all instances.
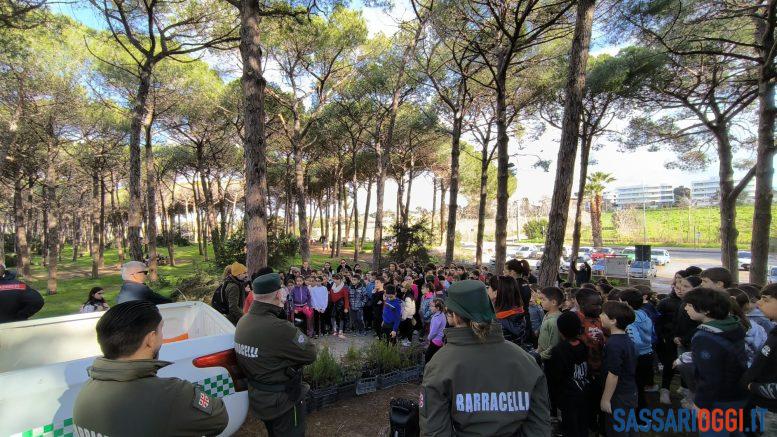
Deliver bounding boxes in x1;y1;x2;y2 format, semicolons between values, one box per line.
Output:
128;64;153;262
404;166;414;226
45;128;59;295
446;112;463;265
324;189;331;243
372;133;386;269
145;116;159;282
538;0;595;286
353;181;360;263
343;184;352;245
431;178;437;239
716;127;747;280
751;14;776;285
293;141;311;262
166;180;177;266
439;184;447;246
91;173;101;279
109;171;125;264
199;169;220;262
99;175;106;268
13;178;31;277
361;177;372;251
396;176;404;226
591;195;603;247
336;180;344;257
241;0;269;273
192;177;207;260
494;76;510;275
475;141;490;266
73;215;81;262
571;133;592;261
217;177;228;243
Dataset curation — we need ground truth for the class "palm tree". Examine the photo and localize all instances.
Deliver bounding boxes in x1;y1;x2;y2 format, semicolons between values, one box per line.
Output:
585;172;615;247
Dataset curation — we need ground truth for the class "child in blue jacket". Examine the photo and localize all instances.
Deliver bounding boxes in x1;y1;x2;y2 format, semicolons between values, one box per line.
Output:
381;284;403;344
621;289;656;410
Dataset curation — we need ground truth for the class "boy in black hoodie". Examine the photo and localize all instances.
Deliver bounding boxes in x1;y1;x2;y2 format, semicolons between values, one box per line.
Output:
741;283;777;429
683;288;749;414
548;311;590;437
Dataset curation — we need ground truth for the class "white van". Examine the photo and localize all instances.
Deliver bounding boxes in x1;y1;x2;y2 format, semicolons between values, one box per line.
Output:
0;301;248;437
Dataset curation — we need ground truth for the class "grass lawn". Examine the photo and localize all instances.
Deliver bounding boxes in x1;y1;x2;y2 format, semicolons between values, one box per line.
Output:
23;243;375;320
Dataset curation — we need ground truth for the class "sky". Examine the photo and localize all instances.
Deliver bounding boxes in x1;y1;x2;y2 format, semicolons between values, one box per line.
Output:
54;0;773;214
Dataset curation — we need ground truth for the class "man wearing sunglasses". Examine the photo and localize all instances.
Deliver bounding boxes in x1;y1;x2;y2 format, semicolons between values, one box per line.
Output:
117;261;173;305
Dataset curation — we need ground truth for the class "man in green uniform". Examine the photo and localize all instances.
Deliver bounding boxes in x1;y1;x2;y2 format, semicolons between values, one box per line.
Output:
420;280;550;436
235;272;317;436
73;300;228;436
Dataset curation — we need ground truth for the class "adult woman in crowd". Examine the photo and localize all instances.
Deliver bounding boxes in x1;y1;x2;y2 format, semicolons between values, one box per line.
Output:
487;275;528;346
79;287;110;313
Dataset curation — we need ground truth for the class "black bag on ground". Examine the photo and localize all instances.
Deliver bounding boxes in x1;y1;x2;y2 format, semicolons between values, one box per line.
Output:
389;397;419;437
210;283;229;315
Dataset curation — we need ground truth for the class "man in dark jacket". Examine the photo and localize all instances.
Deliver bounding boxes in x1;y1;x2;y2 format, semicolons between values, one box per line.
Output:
117;261;172;305
73;301;228;436
0;264;43;323
235;273;317;436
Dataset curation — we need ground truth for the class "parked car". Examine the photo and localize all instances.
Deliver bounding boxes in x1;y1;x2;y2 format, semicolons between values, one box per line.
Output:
651;249;671;266
592;258;607;273
591;248;617;261
620;248;636;263
769;266;777;284
512;245;537;259
0;302;249;437
738;251;752;271
629;260;657;279
561;257;590;273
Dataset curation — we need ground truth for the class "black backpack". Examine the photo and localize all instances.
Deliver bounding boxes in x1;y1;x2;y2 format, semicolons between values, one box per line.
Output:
211;283;231;315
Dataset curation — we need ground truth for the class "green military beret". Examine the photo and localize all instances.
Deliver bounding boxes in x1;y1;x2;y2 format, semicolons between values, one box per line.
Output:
252;273;282;295
444;280;496;323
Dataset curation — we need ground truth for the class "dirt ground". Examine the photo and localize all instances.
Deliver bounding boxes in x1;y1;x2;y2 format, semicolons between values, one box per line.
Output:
235;384;420;437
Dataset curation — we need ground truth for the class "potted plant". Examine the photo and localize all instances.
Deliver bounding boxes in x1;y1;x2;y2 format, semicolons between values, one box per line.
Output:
304;347;341;411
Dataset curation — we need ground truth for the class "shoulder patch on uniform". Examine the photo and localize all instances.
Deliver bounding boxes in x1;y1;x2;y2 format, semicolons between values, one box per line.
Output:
192;387;214;415
762;344;771;357
297;333;306;345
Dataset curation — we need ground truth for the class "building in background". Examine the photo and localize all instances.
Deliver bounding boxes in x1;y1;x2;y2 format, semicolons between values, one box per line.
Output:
691;179;756;205
613;184;675;208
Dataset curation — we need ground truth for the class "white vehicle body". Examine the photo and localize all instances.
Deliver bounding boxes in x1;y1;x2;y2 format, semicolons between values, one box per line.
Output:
651;249;671;266
0;301;248;437
513;245;537;259
738;251;752;271
629;261;657;278
768;266;777;284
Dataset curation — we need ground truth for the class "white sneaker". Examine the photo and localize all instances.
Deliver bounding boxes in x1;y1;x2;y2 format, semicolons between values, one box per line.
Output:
659;388;671;405
401;340;411;347
645;384;659;393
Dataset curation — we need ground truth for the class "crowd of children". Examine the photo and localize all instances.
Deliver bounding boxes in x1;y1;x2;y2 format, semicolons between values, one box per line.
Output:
266;258;777;436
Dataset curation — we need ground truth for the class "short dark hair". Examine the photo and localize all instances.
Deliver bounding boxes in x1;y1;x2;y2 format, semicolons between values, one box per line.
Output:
681;275;703;288
737;283;762;302
541;286;565;307
576;288;601;306
685;266;703;276
602;301;635;329
96;301;162;359
385;284;397;295
598;282;614;294
762;283;777;299
700;267;733;288
683;288;731;320
619;289;644;310
505;259;522;275
581;283;598;291
556;310;583;339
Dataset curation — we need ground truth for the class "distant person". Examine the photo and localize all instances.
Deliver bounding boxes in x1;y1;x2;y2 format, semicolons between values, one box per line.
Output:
212;262;248;325
116;261;172;305
420;280;550;436
242;267;275;313
72;301;228;436
425;298;446;363
0;263;43;323
79;287;110;313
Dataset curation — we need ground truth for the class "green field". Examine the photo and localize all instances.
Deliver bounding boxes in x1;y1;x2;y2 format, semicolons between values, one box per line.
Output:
589;205;776;248
22;244;372;319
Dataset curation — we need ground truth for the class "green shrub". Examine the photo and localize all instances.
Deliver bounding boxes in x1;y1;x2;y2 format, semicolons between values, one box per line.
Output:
523;219;548;240
388;219;432;265
363;340;404;373
304;347;342;388
340;342;363;381
156;228;191;247
4;253;18;268
215;226;299;270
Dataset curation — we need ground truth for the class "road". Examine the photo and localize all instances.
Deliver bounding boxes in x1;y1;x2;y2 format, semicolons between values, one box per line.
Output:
471;242;777;293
